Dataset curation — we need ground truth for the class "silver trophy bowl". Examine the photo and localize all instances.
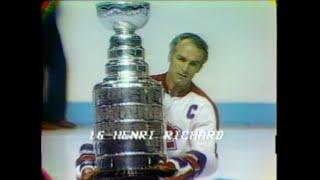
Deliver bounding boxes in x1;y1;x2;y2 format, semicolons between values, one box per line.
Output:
96;1;149;33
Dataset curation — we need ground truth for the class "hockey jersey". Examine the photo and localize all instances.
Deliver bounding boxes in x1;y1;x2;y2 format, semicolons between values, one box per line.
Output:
152;73;220;179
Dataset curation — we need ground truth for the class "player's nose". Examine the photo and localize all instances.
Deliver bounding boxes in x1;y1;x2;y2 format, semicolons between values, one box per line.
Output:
181;63;190;73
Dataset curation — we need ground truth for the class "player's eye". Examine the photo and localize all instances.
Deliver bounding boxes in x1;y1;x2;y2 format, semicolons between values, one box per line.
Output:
177;55;187;62
190;62;200;66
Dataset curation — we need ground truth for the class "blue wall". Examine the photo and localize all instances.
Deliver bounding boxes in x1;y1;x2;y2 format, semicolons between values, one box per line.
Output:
67;102;276;127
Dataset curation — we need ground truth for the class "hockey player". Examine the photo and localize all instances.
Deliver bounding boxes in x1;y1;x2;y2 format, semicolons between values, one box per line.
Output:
76;33;220;180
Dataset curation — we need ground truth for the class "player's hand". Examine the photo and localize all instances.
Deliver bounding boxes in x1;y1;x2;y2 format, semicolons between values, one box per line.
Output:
76;143;96;180
155;160;177;176
81;167;99;180
156;157;195;180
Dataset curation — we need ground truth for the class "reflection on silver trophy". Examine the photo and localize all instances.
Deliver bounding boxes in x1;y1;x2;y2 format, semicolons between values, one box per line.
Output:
93;1;166;179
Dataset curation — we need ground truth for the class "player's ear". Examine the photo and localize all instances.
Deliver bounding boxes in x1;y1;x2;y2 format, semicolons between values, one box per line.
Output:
195;61;205;73
168;48;175;63
196;57;207;73
195;66;202;74
168;53;173;63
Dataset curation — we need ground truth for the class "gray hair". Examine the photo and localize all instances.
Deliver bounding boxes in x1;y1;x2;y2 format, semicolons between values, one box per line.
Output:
169;32;208;62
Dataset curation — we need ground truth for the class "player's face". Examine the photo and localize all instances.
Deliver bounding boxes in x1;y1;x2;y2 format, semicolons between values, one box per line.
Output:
168;39;206;89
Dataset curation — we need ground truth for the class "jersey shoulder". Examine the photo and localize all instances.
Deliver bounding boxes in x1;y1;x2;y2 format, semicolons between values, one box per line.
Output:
190;83;220;129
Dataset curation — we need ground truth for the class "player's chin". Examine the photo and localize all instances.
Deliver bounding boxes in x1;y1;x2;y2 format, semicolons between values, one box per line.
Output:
177;79;191;87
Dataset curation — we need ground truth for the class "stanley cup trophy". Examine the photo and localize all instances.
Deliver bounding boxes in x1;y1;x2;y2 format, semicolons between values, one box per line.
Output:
93;1;168;179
